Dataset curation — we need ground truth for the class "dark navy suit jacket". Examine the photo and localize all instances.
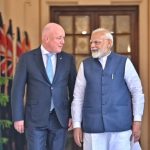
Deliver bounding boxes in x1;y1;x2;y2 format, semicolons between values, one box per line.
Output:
11;47;76;128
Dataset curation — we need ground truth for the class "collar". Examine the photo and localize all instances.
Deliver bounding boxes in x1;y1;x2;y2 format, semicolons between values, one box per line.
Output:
41;45;56;55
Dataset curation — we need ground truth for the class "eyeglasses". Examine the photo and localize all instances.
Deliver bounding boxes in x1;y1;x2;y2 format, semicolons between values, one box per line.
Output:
90;39;107;45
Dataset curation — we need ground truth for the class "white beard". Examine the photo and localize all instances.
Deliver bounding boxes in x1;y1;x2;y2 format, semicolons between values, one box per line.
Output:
91;49;104;58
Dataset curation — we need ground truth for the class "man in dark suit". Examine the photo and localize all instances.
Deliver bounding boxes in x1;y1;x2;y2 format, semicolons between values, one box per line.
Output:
11;23;77;150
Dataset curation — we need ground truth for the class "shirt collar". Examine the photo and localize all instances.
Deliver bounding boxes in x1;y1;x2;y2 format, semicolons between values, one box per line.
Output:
98;51;111;66
99;51;111;62
41;45;56;55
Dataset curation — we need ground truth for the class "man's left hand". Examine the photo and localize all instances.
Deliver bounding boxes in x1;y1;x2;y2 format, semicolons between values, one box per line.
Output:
132;121;142;142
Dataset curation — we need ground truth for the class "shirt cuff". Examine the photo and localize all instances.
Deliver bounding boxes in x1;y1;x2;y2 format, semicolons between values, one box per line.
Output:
73;122;81;128
134;115;142;121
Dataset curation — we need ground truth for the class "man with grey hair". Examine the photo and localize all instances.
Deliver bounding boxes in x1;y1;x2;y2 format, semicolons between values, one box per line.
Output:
11;23;77;150
71;28;144;150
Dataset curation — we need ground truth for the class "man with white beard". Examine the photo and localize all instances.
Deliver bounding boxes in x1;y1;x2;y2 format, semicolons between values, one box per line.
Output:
71;28;144;150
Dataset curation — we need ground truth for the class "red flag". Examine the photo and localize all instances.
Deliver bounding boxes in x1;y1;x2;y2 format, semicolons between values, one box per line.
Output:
6;19;13;77
22;31;31;52
16;27;23;58
0;12;7;75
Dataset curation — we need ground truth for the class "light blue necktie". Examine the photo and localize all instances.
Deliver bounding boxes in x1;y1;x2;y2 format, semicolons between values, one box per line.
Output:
46;53;54;83
46;53;54;111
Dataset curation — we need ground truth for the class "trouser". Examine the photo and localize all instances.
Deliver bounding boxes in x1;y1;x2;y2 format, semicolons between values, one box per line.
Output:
26;110;67;150
83;130;132;150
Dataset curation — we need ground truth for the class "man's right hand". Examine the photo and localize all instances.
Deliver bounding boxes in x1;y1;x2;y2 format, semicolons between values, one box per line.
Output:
73;128;83;147
14;120;24;134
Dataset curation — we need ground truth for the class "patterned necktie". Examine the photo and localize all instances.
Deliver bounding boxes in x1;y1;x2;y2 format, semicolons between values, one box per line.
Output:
46;53;54;111
46;53;54;83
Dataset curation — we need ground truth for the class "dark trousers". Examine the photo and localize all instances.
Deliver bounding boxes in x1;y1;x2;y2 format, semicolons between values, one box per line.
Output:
25;110;67;150
14;130;26;150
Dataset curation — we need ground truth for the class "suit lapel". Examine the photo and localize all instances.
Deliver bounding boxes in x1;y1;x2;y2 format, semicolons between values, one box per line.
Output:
34;48;50;84
53;52;63;83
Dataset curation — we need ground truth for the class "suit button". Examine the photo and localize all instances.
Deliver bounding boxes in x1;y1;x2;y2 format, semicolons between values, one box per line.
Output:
51;87;53;90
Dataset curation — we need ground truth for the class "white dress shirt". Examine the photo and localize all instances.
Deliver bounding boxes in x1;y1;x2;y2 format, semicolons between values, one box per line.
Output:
71;52;145;128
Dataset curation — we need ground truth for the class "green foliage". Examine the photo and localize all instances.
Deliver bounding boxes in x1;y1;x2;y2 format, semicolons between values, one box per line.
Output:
0;76;12;146
0;76;12;85
0;120;12;129
0;93;9;107
0;77;6;85
0;137;8;144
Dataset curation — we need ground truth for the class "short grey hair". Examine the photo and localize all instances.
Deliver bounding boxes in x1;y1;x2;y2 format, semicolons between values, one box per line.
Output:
92;28;113;44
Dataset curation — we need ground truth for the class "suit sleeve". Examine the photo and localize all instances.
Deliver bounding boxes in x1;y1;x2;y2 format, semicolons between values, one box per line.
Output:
11;55;27;121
